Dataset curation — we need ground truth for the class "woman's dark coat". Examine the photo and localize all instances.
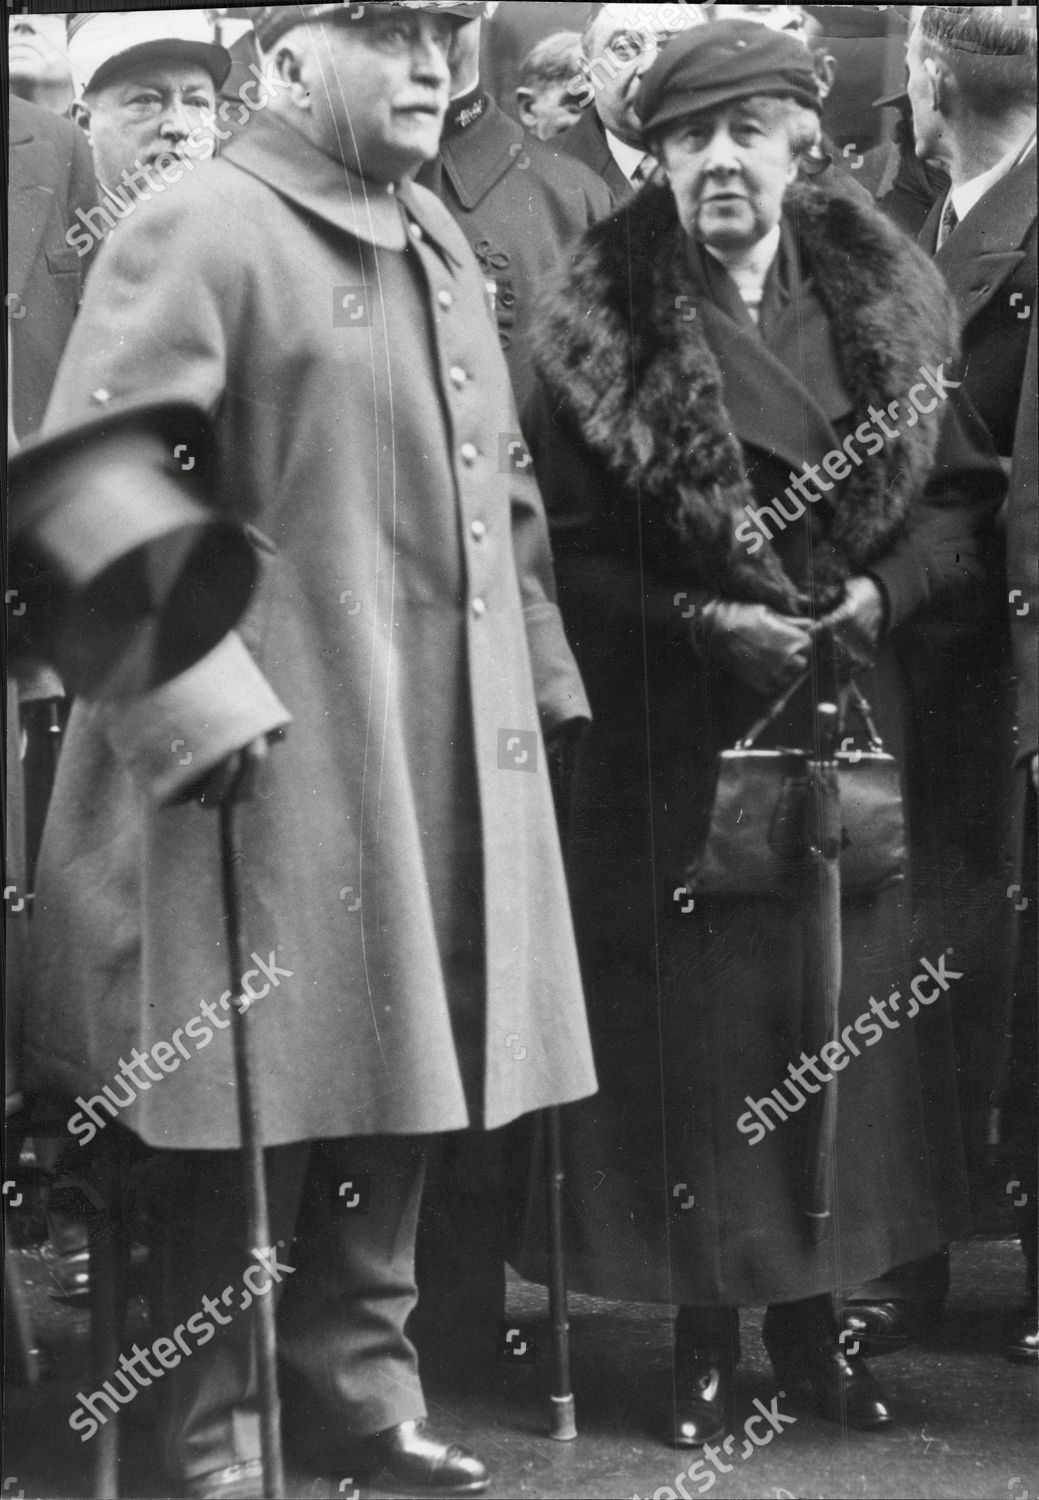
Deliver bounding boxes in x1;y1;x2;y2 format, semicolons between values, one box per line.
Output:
513;180;1006;1304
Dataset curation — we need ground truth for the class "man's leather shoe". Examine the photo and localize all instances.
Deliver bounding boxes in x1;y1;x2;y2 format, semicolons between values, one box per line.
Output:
185;1460;264;1498
1006;1301;1039;1365
767;1342;894;1430
360;1420;489;1495
669;1352;733;1447
839;1299;914;1358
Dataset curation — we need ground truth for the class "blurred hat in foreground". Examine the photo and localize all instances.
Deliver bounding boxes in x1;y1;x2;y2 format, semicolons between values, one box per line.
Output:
9;404;258;701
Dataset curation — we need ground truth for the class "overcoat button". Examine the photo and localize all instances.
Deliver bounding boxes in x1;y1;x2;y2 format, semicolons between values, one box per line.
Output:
471;598;486;617
437;289;453;311
460;442;478;465
470;520;487;540
449;365;467;388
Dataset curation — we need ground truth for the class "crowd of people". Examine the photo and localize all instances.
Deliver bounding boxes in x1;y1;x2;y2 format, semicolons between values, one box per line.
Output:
5;4;1037;1498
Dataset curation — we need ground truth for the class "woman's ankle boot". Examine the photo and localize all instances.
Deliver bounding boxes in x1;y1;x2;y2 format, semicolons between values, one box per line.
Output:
763;1296;893;1431
669;1305;740;1448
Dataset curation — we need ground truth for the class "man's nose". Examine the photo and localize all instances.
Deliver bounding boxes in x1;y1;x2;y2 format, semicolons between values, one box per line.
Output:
410;31;450;86
158;98;193;139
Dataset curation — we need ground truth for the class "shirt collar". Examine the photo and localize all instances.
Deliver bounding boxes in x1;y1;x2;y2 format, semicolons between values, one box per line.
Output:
604;128;652;185
951;131;1037;223
222;108;461;265
704;224;783;322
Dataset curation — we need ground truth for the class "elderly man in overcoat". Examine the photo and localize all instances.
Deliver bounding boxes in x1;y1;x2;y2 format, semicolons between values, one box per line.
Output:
22;4;595;1496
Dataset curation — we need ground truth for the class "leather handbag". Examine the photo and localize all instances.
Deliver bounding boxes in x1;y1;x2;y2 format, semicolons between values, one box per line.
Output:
685;677;906;901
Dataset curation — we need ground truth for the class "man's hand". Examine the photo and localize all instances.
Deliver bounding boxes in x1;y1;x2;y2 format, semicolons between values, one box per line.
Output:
813;576;885;671
187;732;280;806
700;601;814;696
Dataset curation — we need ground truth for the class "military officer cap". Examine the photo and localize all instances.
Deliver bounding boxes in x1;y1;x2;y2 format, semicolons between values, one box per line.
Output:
252;2;482;52
66;10;231;95
635;17;821;137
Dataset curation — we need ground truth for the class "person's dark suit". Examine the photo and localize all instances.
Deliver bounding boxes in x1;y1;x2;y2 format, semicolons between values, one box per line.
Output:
903;151;1038;1197
552;105;632;207
8;95;96;440
1000;314;1038;1343
921;154;1037;458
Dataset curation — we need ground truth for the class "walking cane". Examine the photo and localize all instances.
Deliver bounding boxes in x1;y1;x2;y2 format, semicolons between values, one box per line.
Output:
545;736;579;1441
802;634;843;1244
219;800;286;1498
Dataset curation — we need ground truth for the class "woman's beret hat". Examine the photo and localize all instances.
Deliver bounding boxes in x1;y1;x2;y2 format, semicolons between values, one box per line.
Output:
635;18;821;136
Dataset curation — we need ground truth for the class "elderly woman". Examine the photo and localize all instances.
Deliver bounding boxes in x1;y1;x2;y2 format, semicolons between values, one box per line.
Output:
516;21;1005;1445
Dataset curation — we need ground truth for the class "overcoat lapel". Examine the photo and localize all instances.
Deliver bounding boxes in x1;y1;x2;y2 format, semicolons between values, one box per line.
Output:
934;158;1036;324
697;297;843;483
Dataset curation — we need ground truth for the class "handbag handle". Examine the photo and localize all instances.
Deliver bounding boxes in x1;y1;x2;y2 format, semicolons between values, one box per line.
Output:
734;673;886;752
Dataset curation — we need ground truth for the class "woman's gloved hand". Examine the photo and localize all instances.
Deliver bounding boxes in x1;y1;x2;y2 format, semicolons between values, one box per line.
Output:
813;576;886;672
698;601;814;695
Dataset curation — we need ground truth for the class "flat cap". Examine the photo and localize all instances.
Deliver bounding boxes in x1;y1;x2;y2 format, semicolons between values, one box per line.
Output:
635;17;821;137
253;2;480;52
66;11;231;95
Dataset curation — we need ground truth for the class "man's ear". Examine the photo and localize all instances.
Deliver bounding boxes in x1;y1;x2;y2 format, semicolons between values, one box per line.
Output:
271;42;310;108
70;99;93;139
923;54;946;112
814;52;836;102
515;87;538;129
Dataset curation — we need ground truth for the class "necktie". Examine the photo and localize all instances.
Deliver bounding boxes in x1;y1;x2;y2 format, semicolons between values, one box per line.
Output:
631;156;666;190
937;196;958;249
631;156;654;188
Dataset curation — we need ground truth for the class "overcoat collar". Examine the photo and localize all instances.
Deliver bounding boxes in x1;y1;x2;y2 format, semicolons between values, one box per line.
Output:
436;95;526;211
534;181;959;612
929;155;1037;326
222;109;462;264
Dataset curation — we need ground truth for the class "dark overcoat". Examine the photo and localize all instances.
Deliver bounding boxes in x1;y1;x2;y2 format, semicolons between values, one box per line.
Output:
903;155;1039;1161
420;93;611;411
513;181;1005;1304
7;96;96;441
25;109;597;1151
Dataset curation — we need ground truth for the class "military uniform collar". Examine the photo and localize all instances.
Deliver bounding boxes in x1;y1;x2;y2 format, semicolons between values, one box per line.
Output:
444;83;488;138
436;93;526;211
223;108;460;263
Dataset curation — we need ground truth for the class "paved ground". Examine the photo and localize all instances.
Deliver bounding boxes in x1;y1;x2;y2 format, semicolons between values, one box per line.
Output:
4;1237;1037;1499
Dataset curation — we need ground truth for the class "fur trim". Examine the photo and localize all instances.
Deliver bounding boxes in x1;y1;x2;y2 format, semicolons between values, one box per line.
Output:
533;181;960;611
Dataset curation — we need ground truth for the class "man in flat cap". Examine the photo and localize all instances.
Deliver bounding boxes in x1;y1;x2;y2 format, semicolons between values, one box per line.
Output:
65;10;230;254
25;3;595;1495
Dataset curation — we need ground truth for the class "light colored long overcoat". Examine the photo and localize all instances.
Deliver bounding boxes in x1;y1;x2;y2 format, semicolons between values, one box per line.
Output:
25;110;596;1150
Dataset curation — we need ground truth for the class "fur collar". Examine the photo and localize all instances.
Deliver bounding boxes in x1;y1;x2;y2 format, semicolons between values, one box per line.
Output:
533;181;960;611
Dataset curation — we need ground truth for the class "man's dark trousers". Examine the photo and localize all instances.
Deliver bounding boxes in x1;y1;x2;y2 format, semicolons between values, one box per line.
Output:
142;1135;428;1484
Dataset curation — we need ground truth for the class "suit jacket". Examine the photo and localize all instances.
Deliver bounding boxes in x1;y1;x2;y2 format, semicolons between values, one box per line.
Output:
422;95;611;410
553;106;632;209
7;96;96;439
920;154;1037;458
